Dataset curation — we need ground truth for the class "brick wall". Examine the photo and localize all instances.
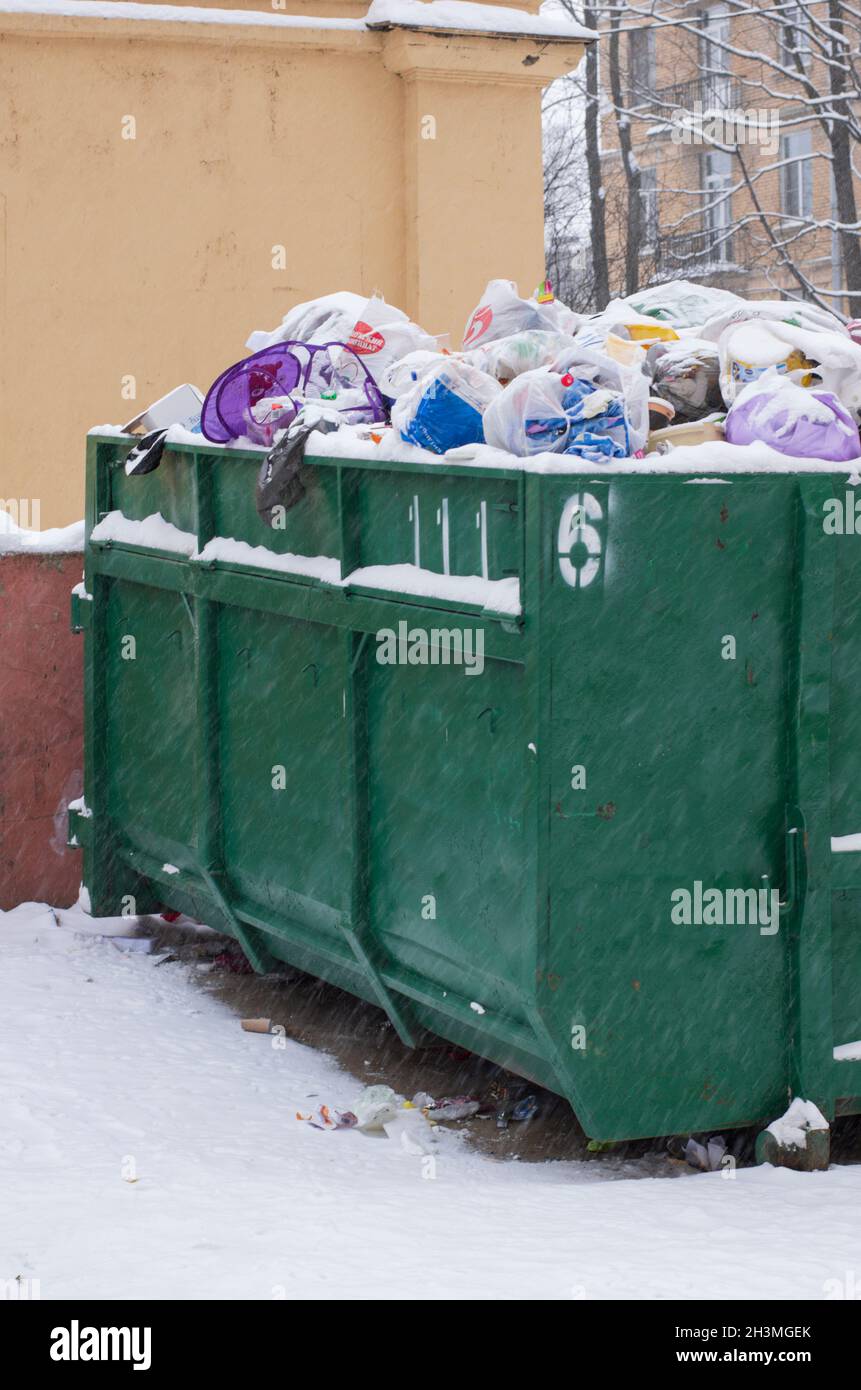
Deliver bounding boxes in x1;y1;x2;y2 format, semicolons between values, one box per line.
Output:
0;553;83;909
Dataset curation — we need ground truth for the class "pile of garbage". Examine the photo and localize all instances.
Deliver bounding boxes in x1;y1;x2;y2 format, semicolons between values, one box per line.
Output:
126;277;861;473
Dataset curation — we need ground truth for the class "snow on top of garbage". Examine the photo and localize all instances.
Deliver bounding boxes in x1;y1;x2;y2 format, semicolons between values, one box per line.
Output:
365;0;594;40
0;0;366;30
733;373;855;435
834;1039;861;1062
723;321;795;367
196;536;342;584
0;509;84;554
344;563;520;614
455;439;861;475
766;1098;829;1149
90;510;197;555
308;424;444;466
309;427;861;476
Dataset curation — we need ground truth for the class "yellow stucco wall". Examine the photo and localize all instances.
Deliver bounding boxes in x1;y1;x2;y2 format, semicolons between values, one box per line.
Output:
0;5;585;525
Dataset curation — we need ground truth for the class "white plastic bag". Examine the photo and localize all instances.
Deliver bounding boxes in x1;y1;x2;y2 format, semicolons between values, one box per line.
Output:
379;349;450;398
392;359;501;454
700;298;847;346
553;345;651;452
718;317;861;410
624;280;745;330
342;293;437;386
246;291;435;385
576;301;681;353
352;1085;403;1132
463;279;571;350
246;291;368;353
483;368;570;456
464;329;576;383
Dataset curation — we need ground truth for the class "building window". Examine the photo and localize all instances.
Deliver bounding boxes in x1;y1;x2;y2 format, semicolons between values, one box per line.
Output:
779;3;813;70
640;166;659;248
629;25;656;96
780;130;813;220
699;4;732;108
702;149;733;262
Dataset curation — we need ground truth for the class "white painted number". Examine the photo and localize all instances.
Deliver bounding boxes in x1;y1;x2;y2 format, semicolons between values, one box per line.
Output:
558;492;603;589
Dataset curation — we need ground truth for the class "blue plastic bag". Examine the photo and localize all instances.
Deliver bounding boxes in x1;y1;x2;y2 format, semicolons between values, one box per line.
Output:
393;362;501;455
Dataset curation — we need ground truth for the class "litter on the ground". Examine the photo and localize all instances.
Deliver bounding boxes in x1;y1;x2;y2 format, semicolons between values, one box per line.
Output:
511;1093;539;1123
425;1095;481;1122
296;1105;359;1131
351;1084;404;1131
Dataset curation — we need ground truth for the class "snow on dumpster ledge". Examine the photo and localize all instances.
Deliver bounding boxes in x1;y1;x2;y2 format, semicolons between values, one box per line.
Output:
88;510;522;614
345;563;520;615
90;510;197;556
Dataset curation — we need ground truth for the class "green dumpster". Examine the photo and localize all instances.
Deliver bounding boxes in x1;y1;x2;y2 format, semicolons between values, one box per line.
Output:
71;429;861;1144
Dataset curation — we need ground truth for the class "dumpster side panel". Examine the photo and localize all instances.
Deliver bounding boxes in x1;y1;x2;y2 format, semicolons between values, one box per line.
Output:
366;651;531;1020
211;458;342;564
110;453;197;536
542;476;796;1140
352;471;521;581
105;578;199;866
217;605;353;935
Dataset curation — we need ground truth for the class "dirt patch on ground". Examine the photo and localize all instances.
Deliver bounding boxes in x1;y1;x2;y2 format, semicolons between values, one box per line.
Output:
142;921;861;1172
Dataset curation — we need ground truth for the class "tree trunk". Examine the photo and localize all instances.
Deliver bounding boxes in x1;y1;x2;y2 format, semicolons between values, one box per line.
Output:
608;12;642;297
582;0;610;308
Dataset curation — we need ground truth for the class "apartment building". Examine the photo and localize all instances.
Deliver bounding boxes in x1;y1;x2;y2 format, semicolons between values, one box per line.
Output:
600;1;855;310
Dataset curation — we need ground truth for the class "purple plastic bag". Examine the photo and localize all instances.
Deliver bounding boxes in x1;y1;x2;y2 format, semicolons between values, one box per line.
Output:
201;340;386;445
726;379;861;462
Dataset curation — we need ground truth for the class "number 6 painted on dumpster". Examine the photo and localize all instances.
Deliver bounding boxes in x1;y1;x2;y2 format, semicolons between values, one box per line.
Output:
558;492;603;589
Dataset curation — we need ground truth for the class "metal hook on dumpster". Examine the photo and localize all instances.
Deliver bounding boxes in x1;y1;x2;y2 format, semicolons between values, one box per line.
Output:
478;706;498;735
302;662;320;687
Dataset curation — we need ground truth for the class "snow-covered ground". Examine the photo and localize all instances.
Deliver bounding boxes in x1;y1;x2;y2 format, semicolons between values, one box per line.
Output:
3;901;860;1301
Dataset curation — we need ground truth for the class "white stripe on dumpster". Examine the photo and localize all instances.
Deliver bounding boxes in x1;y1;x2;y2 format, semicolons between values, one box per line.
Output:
480;500;488;580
